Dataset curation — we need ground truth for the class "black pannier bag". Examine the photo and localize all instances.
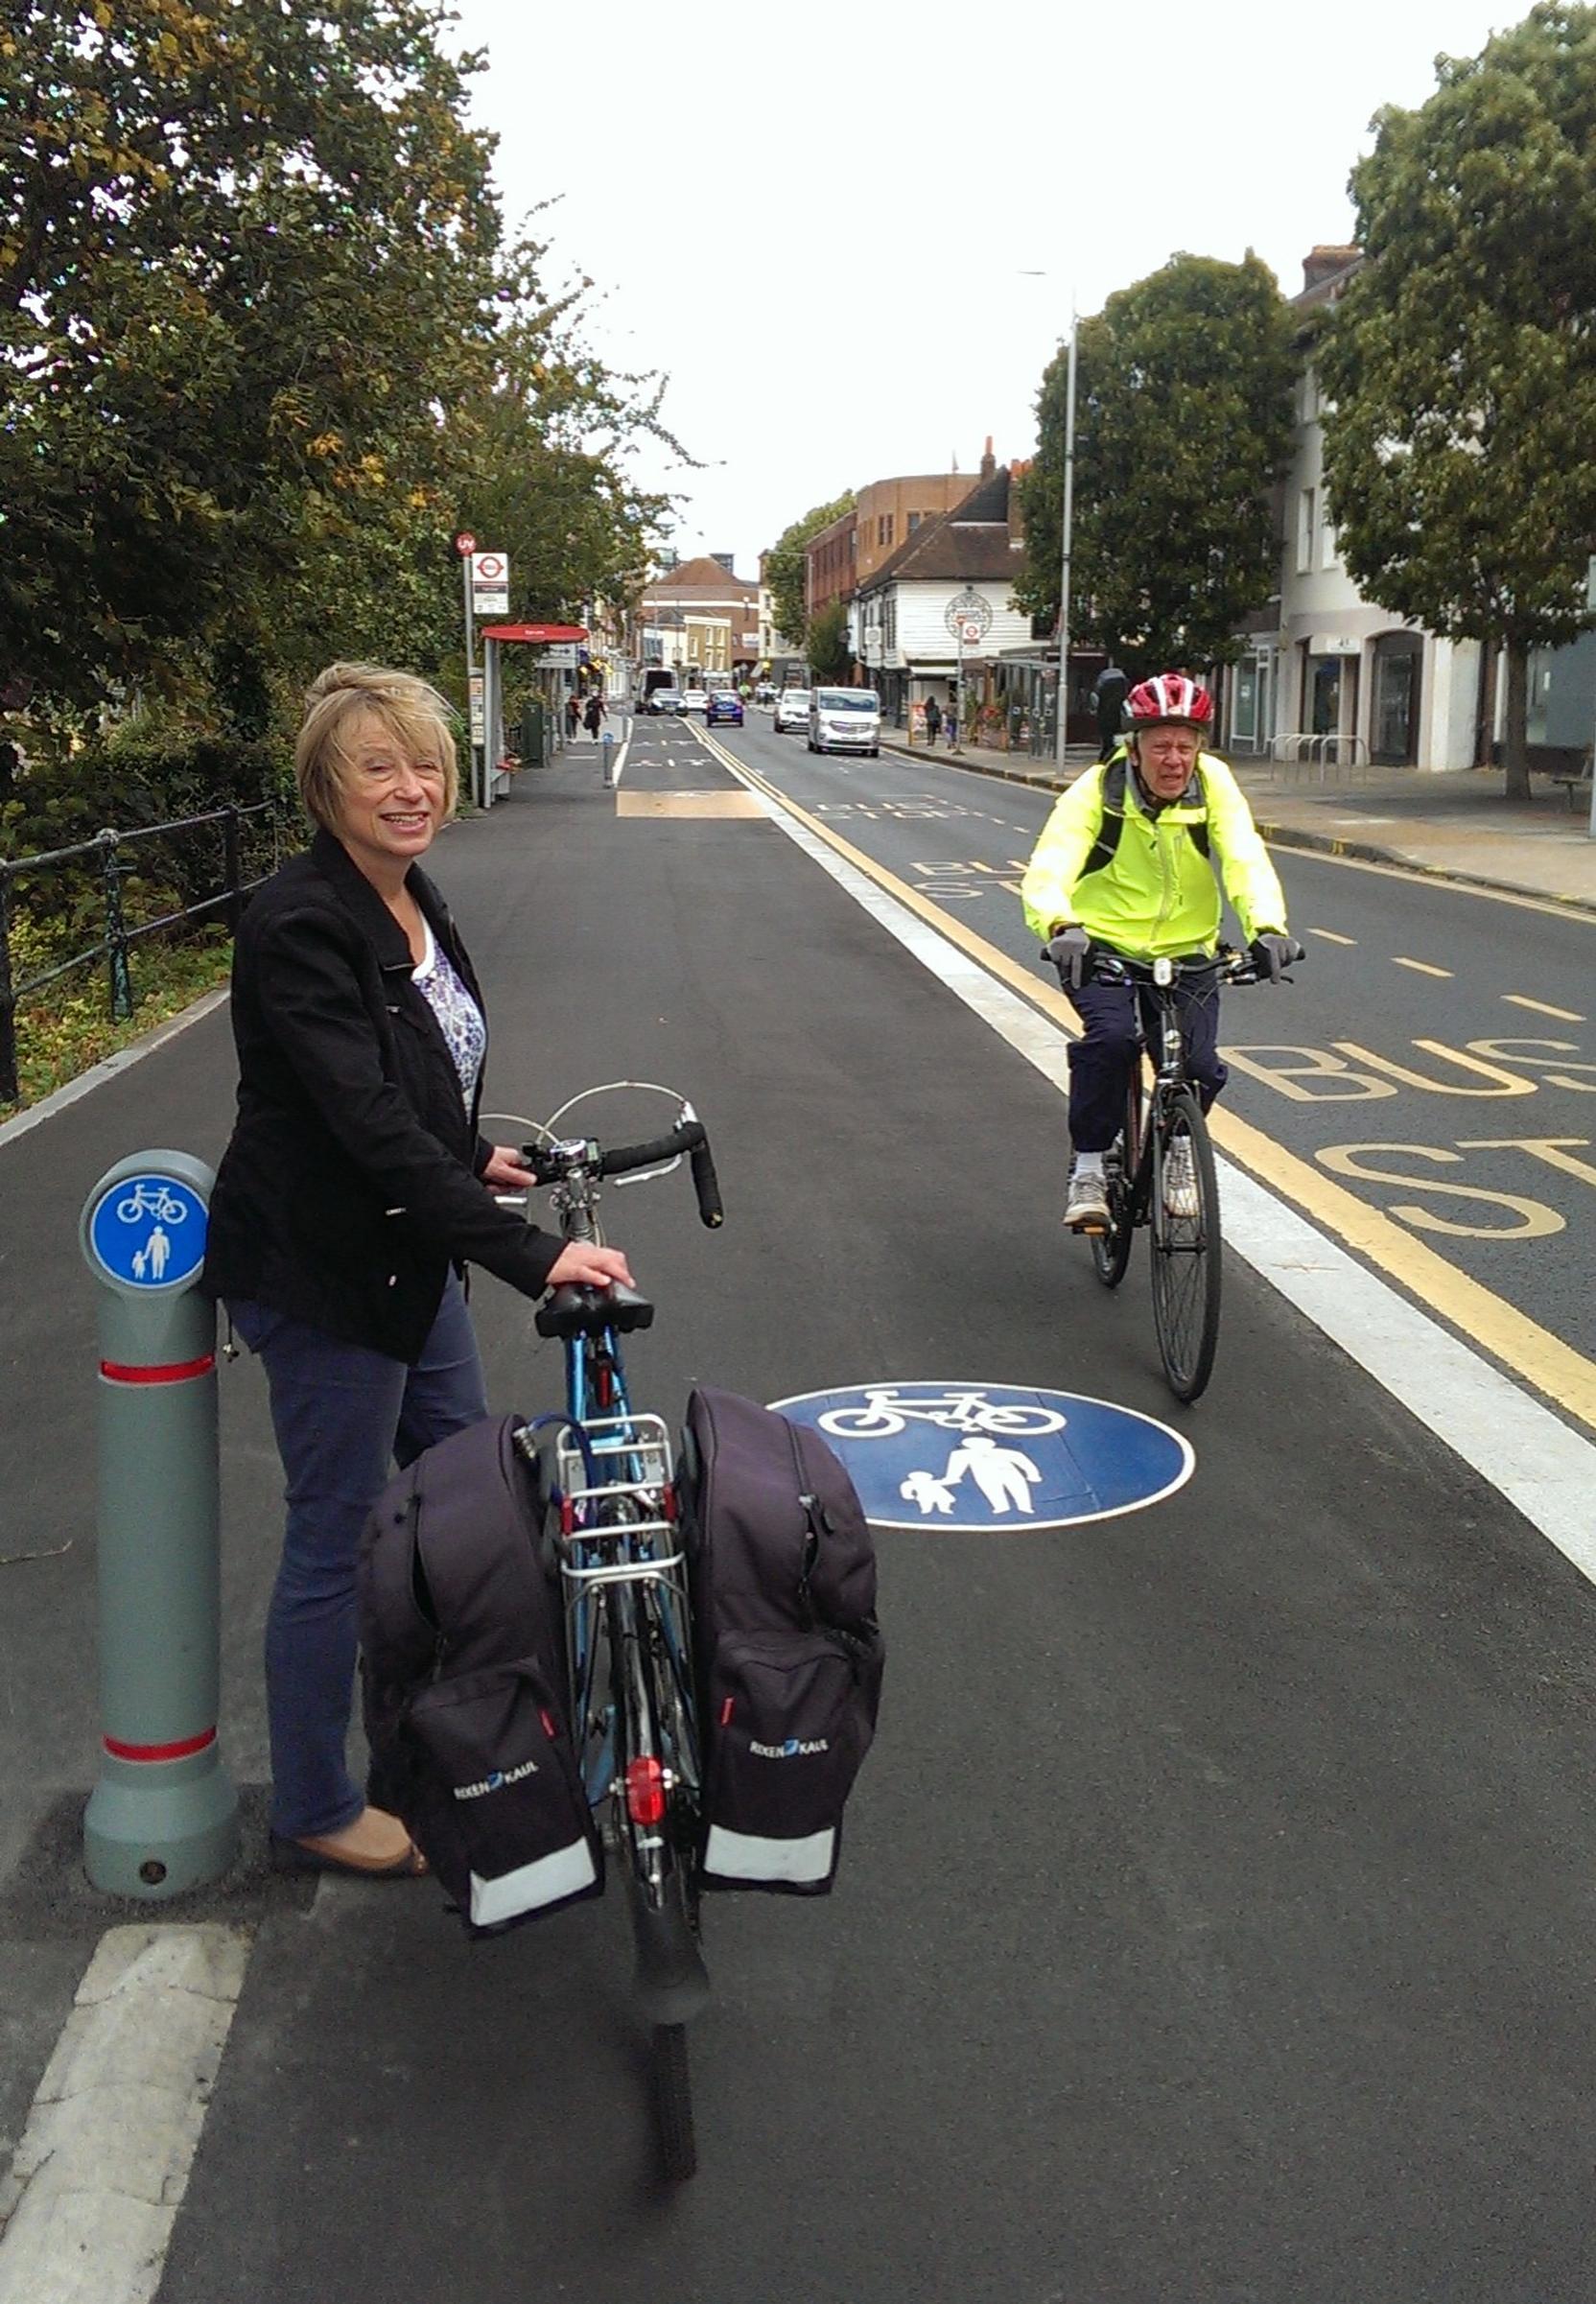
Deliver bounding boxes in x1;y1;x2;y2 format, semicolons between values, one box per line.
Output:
359;1414;602;1937
679;1386;884;1894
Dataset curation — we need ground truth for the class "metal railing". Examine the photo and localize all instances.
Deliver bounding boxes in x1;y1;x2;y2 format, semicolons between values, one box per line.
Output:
1267;732;1373;779
0;798;284;1105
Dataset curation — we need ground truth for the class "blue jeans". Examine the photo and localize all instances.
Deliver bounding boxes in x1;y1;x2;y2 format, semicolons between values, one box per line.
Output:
229;1277;487;1839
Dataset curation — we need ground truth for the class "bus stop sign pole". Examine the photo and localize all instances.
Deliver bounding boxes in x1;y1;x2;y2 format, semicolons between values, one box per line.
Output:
79;1150;239;1897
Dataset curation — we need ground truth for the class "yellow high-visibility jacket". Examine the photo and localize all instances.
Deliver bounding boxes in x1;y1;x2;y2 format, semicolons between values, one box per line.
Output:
1020;750;1287;958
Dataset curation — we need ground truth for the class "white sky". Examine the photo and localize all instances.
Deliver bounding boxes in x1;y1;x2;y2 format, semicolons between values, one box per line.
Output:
447;0;1517;579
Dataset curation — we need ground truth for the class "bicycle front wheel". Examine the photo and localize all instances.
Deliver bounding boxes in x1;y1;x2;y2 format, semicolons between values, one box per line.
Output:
1148;1085;1222;1401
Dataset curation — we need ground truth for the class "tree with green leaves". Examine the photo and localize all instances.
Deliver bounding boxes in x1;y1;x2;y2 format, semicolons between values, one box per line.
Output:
807;601;852;684
0;1;679;743
1018;253;1295;670
763;492;855;650
1318;1;1596;798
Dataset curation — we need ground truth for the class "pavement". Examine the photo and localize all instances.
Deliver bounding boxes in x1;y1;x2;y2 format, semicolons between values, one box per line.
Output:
880;732;1596;911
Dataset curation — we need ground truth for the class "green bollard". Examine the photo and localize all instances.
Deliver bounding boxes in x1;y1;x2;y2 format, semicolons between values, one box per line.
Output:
79;1151;239;1898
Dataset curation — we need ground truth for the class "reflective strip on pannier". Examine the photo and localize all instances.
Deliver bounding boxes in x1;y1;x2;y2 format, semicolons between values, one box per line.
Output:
703;1823;836;1886
469;1837;599;1929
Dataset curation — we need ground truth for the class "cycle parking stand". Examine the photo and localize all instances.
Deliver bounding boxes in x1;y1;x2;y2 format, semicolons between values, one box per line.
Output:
79;1150;239;1897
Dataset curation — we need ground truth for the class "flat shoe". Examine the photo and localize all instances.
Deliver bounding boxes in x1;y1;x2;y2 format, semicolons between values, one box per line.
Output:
270;1829;428;1879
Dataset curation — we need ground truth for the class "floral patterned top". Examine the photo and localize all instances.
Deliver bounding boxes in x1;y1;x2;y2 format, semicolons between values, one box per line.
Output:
412;920;485;1114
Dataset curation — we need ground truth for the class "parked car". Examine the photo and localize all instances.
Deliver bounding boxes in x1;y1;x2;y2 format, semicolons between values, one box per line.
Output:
705;690;744;726
774;688;810;734
647;687;687;715
809;685;881;756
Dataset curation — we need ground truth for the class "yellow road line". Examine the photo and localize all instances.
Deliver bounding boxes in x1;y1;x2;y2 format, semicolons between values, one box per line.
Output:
705;730;1596;1438
1503;994;1586;1023
1393;955;1454;977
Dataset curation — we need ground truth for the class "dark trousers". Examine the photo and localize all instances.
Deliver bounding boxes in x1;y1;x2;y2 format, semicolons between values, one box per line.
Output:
1068;977;1228;1153
229;1276;487;1838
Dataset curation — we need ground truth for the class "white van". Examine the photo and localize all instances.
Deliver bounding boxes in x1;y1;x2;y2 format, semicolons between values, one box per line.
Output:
809;686;881;757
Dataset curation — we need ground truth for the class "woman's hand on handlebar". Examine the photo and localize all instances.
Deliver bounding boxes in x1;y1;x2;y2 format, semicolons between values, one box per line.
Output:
481;1144;540;1191
546;1241;635;1291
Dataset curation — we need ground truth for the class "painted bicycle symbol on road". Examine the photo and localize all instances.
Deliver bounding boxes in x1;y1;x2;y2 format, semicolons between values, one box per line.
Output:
814;1386;1068;1441
115;1181;190;1225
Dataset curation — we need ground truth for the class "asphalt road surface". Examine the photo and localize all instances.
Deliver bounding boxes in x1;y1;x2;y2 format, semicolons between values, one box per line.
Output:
4;715;1596;2304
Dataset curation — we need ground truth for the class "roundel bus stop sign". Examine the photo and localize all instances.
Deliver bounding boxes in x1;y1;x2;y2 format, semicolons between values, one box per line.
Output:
770;1382;1194;1533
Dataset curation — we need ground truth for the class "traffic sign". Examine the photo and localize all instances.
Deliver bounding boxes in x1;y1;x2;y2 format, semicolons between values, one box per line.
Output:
86;1171;208;1293
455;531;477;556
771;1381;1194;1533
959;618;983;647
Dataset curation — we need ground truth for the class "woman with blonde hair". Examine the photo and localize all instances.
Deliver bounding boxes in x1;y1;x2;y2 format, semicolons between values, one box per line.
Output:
203;663;632;1878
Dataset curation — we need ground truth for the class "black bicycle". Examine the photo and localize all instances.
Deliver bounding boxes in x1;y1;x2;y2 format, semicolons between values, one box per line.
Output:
1056;947;1275;1403
490;1082;721;2178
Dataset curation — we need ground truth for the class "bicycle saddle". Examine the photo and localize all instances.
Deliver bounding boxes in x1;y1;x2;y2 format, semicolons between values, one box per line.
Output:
535;1281;655;1341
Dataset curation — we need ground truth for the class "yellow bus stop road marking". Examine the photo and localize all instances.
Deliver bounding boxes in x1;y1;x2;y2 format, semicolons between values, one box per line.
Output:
615;790;766;818
702;730;1596;1441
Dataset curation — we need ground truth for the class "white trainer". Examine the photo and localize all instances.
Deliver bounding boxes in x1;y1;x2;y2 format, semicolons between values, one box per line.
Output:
1162;1137;1199;1219
1064;1169;1111;1232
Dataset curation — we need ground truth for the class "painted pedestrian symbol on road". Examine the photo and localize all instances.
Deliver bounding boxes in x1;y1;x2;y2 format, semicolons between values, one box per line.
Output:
771;1382;1194;1533
87;1173;207;1292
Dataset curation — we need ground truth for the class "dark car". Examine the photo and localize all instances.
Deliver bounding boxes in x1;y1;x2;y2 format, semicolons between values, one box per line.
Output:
705;690;744;726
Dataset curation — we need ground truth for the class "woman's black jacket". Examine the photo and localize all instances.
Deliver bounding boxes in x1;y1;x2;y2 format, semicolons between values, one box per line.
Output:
201;828;561;1362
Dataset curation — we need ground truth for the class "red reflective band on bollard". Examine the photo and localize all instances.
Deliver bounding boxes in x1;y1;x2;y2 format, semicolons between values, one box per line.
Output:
100;1355;216;1384
105;1727;218;1762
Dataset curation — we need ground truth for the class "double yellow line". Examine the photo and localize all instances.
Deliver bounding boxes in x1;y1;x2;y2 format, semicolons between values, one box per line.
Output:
702;730;1596;1439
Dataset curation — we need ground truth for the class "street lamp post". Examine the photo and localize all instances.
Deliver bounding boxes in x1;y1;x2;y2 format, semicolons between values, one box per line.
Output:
1053;299;1078;776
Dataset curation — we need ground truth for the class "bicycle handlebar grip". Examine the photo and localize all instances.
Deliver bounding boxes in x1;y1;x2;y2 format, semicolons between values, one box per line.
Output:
689;1136;724;1228
598;1121;706;1179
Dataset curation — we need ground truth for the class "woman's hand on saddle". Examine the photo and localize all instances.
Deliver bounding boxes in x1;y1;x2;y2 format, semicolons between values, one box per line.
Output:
546;1242;635;1292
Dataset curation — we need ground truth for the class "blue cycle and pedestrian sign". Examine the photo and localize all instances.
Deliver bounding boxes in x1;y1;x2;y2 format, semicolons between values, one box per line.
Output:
771;1382;1194;1532
86;1173;208;1293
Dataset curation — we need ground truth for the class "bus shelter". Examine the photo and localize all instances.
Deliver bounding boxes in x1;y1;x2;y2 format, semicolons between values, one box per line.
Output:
477;623;588;807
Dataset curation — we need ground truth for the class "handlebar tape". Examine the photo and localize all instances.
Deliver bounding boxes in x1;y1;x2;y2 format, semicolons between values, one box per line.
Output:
689;1137;724;1228
598;1120;706;1179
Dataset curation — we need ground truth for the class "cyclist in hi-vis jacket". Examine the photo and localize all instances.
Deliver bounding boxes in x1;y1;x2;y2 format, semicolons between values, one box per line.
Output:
1021;671;1303;1233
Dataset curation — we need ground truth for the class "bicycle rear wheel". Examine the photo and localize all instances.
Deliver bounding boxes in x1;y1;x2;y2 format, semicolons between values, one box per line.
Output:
1149;1085;1222;1401
608;1579;704;2181
1090;1066;1142;1289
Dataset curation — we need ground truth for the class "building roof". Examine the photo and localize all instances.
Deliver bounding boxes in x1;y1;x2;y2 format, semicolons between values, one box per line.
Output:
644;553;758;598
856;466;1022;593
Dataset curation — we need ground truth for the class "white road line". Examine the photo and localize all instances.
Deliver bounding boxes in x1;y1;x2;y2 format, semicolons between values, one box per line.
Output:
1393;955;1454;977
1503;994;1585;1022
1309;928;1357;946
0;1925;250;2304
708;740;1596;1581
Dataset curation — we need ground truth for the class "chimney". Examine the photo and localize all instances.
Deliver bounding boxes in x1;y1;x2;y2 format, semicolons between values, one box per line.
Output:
979;435;997;479
1302;245;1359;294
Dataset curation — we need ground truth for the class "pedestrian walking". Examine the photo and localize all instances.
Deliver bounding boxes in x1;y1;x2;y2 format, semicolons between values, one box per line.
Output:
201;661;633;1881
1091;660;1130;762
565;693;580;739
944;696;959;749
583;692;605;740
923;694;942;747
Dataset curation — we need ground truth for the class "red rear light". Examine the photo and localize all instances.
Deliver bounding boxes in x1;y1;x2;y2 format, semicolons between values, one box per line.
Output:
624;1755;667;1826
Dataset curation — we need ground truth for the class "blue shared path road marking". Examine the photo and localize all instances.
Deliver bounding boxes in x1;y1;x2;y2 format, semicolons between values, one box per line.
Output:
773;1381;1194;1531
86;1172;208;1290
